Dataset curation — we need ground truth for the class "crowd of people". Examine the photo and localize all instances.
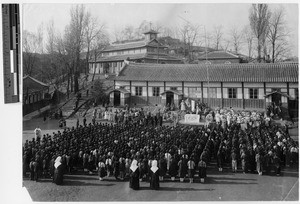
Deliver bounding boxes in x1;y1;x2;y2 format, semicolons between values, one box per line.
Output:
23;105;298;190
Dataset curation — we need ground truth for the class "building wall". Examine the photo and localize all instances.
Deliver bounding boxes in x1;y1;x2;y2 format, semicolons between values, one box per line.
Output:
112;80;299;111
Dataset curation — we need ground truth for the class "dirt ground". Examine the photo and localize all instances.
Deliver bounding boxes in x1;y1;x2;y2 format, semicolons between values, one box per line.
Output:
22;165;298;201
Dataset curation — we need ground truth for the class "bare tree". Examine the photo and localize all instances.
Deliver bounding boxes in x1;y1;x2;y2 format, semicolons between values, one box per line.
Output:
90;34;110;82
36;23;44;54
46;19;56;54
64;4;87;93
212;25;223;50
121;25;135;41
243;25;254;60
229;26;244;53
83;10;107;75
178;19;199;62
23;30;39;76
249;4;271;62
267;7;290;62
222;38;231;52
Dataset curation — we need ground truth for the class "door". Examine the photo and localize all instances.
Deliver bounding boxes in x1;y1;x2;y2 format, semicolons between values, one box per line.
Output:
114;91;120;106
271;93;281;106
166;91;174;106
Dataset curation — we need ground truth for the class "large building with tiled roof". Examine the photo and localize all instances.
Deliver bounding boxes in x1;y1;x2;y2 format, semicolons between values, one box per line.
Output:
110;62;298;117
89;30;182;75
198;50;245;64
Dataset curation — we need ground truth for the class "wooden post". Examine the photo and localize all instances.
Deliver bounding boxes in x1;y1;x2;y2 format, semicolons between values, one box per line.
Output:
201;82;204;103
242;82;245;109
129;81;132;107
182;81;184;97
146;81;149;106
221;82;224;108
287;82;290;116
263;82;266;109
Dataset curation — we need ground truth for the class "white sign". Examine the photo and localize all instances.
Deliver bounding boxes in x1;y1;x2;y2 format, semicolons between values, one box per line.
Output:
185;114;200;123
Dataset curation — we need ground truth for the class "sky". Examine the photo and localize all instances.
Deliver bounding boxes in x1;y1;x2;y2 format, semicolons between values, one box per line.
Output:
23;2;299;57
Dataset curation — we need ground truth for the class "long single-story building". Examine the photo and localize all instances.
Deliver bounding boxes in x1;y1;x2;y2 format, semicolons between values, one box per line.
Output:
110;62;298;117
23;75;51;115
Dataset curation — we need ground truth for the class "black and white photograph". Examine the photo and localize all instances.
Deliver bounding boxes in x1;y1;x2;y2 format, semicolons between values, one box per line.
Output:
3;1;299;202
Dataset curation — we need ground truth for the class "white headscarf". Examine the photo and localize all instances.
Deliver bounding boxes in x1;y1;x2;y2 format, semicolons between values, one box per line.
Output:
54;156;62;169
151;160;159;173
130;160;138;172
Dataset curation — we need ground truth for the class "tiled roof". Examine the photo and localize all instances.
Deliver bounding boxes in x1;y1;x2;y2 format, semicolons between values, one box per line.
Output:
94;53;182;62
104;41;147;52
198;50;240;60
103;39;166;52
144;29;159;34
116;63;298;83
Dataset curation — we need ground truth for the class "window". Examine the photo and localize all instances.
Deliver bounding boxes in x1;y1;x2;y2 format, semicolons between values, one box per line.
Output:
225;61;231;64
135;87;142;96
170;87;177;91
272;88;280;92
249;88;258;99
153;87;160;96
208;88;217;98
189;87;201;98
228;88;237;99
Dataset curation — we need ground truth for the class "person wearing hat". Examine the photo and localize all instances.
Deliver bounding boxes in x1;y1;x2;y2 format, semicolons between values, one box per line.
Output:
53;156;64;185
150;160;160;190
129;160;140;190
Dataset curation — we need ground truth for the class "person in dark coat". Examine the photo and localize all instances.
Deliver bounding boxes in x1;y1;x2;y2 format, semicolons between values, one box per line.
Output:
273;154;281;176
158;156;167;181
29;158;35;181
198;159;207;183
113;157;120;180
49;155;55;180
53;156;64;185
119;157;126;180
150;160;160;190
23;152;29;178
98;158;106;181
129;160;140;190
178;157;188;182
169;156;178;181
